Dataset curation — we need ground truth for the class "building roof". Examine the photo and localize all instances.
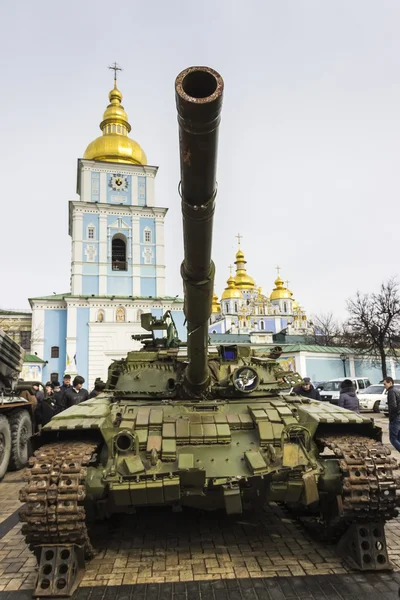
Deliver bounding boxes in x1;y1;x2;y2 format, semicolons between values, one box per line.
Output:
24;354;46;363
0;308;32;316
255;344;355;355
29;293;184;303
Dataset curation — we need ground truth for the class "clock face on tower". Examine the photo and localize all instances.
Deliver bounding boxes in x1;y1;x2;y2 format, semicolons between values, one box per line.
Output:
109;174;129;192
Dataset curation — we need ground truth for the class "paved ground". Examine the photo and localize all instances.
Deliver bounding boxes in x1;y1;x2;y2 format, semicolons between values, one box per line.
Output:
0;413;399;598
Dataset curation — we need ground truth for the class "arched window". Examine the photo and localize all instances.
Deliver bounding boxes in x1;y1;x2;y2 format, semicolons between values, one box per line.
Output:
51;346;59;358
234;302;238;313
225;303;229;313
112;235;127;271
116;307;126;322
260;321;265;331
283;302;287;313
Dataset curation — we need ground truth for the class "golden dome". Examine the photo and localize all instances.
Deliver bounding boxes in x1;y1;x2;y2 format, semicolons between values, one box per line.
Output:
270;275;292;300
292;300;299;310
233;248;255;289
84;82;147;165
221;275;242;300
211;292;221;313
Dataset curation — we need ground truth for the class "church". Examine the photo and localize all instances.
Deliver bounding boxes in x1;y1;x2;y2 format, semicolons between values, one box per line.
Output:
30;69;185;386
209;240;313;336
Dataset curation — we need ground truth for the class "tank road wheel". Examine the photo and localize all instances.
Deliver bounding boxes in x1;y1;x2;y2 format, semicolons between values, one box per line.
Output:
8;409;33;471
0;415;11;479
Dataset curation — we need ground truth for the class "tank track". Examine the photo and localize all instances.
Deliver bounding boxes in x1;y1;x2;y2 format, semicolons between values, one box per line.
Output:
300;434;399;540
19;440;98;559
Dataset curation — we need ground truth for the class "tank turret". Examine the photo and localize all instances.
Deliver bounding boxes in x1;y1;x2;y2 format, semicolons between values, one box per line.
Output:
175;66;223;394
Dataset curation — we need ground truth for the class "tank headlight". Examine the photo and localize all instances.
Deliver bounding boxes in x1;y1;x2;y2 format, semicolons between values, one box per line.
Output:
232;366;259;393
114;431;135;452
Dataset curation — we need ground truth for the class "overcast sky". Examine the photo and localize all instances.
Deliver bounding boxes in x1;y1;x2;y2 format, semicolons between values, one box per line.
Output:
1;0;399;319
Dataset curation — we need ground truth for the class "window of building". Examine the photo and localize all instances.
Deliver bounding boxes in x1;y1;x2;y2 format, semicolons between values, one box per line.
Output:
283;302;287;313
212;330;216;334
225;303;229;313
50;372;59;382
51;346;59;358
112;236;127;271
260;321;265;331
234;302;238;313
88;226;95;240
20;331;31;350
144;229;152;243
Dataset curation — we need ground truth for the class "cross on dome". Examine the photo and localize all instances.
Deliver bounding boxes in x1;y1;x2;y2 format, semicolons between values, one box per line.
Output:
235;233;242;246
108;61;123;84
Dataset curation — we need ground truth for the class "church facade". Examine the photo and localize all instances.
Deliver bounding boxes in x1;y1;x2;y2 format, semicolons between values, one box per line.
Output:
209;243;312;337
30;74;184;386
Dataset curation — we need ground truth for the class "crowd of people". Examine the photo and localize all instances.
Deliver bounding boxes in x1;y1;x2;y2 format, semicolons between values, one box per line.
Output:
32;374;106;428
293;375;400;453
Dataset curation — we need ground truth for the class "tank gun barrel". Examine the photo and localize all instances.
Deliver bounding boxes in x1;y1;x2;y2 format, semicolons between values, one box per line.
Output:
175;66;224;393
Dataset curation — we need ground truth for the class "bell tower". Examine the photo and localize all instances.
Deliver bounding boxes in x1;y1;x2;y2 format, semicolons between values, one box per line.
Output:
69;65;167;298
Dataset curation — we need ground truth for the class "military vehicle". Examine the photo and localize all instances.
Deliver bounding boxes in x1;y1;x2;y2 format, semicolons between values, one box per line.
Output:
20;66;399;597
0;329;35;477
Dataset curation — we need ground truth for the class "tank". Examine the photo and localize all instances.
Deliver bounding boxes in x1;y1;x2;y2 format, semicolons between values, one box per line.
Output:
0;329;35;477
20;66;400;597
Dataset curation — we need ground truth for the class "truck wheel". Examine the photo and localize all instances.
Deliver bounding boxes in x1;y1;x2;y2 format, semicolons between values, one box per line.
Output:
0;415;11;479
8;410;32;471
373;401;380;413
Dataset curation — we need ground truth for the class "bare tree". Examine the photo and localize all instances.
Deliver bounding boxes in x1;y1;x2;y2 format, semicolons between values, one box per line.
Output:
346;278;400;378
307;312;343;346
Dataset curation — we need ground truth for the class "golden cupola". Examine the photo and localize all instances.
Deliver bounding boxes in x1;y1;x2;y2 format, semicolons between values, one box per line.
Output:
233;248;255;290
84;77;147;165
211;292;221;313
221;274;242;300
270;275;291;300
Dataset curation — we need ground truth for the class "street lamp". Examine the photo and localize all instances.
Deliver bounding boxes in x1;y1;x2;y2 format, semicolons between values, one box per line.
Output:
339;353;347;377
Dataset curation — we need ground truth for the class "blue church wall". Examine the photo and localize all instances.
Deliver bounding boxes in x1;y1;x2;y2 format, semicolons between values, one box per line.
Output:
141;266;156;277
106;173;132;205
209;321;224;334
91;172;100;202
43;309;67;383
82;264;99;275
280;318;288;329
107;277;132;296
305;358;343;382
76;308;90;383
82;276;99;296
264;318;277;333
140;278;156;297
138;176;146;206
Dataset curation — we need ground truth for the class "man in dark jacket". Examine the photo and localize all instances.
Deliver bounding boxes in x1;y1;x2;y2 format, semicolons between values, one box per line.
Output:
293;377;321;400
60;374;72;394
64;376;89;408
338;379;360;413
383;377;400;451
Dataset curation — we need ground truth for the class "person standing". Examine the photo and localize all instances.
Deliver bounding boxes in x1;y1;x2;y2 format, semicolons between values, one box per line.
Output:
60;374;72;394
293;377;321;400
64;376;89;408
51;381;66;415
338;379;360;413
383;377;400;452
88;380;106;399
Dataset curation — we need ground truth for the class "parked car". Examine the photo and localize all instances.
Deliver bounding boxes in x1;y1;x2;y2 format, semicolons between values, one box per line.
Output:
319;377;371;405
379;385;400;416
358;384;388;412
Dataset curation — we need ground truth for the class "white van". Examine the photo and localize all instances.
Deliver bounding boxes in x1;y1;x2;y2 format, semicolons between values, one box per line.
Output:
319;377;371;404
